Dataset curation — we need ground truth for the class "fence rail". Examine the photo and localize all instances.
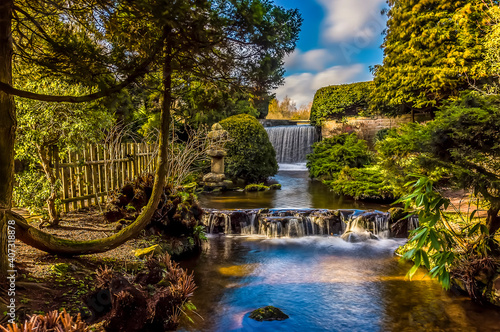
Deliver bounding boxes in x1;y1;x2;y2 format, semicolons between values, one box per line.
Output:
52;143;157;212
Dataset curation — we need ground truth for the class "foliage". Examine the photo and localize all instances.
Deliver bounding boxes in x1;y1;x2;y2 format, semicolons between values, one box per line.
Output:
13;169;54;219
396;176;499;292
14;78;113;222
326;166;394;201
377;92;500;234
372;0;492;112
220;114;278;183
309;81;373;126
0;309;87;332
306;133;372;179
267;96;311;120
306;133;395;201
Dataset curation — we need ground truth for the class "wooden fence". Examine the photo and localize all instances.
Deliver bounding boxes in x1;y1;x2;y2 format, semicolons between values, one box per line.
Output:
52;143;157;212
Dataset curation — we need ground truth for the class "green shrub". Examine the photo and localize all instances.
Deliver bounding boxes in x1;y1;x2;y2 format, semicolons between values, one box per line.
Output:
327;166;394;200
220;114;278;183
306;133;372;179
310;81;373;125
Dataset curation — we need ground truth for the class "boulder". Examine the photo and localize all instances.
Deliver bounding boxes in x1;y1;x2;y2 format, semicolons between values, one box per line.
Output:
249;306;289;321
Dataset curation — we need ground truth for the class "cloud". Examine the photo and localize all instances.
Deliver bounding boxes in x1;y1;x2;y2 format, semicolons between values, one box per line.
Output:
284;48;335;72
317;0;386;44
274;64;371;107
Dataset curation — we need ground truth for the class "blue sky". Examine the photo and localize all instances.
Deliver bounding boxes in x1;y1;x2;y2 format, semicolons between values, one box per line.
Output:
272;0;388;107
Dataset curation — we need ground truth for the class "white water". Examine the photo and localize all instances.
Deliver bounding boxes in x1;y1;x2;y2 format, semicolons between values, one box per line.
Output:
266;126;318;163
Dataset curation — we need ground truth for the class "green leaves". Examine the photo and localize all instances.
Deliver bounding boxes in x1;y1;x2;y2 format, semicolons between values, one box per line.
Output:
372;0;491;111
310;81;373;125
220;114;278;183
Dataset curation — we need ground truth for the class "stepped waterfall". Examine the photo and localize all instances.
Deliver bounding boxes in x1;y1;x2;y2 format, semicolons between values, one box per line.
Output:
266;125;318;163
201;209;419;241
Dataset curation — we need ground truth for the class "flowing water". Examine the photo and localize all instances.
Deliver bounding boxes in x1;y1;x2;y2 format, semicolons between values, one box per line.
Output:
266;126;318;164
179;236;500;332
190;125;500;331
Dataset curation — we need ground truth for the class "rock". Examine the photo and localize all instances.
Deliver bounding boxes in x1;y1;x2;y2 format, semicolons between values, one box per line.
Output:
134;245;161;259
269;184;282;190
341;231;378;242
203;173;226;183
249;306;289;321
388;207;406;224
487;274;500;306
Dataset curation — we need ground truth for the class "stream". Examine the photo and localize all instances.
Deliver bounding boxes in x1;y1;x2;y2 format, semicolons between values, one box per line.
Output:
187;167;500;331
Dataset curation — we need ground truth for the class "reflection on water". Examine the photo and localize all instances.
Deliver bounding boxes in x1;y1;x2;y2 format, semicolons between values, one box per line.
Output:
199;168;390;211
179;236;500;332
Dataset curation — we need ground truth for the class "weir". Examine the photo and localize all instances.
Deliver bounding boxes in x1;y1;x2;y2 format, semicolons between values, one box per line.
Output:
265;126;318;163
201;209;419;241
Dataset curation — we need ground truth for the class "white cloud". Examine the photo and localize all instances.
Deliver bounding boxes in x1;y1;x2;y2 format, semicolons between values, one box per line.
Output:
274;64;371;107
285;48;335;72
317;0;386;44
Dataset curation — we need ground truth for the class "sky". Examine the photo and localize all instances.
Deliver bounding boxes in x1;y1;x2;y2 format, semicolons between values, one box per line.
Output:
272;0;389;107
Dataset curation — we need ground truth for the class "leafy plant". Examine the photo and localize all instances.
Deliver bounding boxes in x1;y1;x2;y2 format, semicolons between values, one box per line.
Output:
306;133;372;179
220;114;278;183
397;176;498;291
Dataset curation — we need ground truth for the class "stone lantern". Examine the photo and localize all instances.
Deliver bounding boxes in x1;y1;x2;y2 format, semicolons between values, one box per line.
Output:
203;123;229;187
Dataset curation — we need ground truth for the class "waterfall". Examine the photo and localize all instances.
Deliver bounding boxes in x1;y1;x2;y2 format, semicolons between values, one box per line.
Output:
266;126;318;163
202;208;418;241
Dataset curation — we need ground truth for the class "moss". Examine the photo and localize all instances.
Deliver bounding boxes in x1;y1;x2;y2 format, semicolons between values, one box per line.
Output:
244;184;269;192
269;184;282;190
249;306;289;321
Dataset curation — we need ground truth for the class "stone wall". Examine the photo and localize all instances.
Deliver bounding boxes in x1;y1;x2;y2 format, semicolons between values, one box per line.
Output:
321;114;430;144
260;119;310;127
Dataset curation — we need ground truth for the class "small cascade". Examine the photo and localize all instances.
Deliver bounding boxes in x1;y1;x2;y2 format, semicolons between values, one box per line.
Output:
266;126;318;163
202;208;419;241
341;211;390;242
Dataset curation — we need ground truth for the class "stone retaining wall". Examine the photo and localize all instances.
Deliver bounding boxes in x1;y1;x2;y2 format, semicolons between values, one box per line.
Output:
321;114;430;144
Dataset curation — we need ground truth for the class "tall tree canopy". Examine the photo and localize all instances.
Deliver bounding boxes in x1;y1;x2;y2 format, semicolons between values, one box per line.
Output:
372;0;495;113
0;0;301;278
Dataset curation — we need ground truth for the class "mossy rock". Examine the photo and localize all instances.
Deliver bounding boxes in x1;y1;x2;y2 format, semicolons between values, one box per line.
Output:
245;184;269;192
134;244;161;259
249;306;289;321
269;184;282;190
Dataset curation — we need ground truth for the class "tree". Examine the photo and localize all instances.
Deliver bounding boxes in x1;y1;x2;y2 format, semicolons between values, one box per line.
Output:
378;92;500;235
0;0;301;278
372;0;493;113
14;78;114;225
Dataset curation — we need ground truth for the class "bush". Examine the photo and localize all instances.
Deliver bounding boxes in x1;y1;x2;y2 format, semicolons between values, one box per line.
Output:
327;166;394;200
306;133;372;179
220;114;278;183
310;81;373;125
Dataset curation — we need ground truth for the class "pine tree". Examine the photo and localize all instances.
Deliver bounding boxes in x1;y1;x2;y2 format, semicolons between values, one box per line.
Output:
372;0;494;113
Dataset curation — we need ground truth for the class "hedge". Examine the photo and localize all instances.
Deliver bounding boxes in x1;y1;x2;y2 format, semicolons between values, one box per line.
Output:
309;81;374;125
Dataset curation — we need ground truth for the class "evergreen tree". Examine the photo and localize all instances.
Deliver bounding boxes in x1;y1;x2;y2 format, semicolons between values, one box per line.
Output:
372;0;494;113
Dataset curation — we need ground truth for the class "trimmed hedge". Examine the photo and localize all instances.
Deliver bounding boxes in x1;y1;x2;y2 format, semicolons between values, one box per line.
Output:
310;81;374;125
220;114;278;183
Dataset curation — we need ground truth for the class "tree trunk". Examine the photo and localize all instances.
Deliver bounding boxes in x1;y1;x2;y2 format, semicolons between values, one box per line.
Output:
4;33;174;256
38;144;60;226
486;207;500;236
0;0;15;279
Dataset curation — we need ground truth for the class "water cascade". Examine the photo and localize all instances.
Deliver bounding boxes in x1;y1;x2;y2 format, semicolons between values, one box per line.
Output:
265;126;318;163
201;209;418;241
